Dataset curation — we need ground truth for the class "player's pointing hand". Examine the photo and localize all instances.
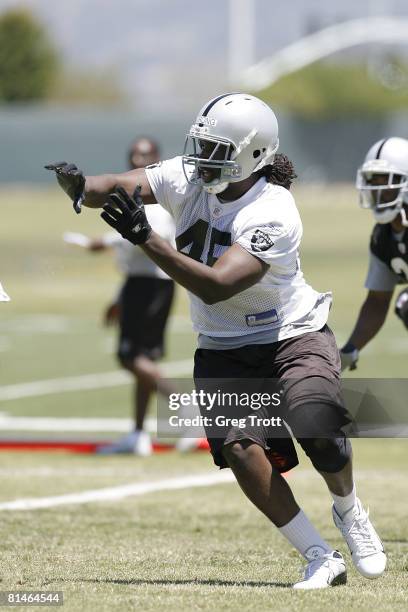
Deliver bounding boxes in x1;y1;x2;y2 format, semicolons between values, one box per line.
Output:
45;161;86;214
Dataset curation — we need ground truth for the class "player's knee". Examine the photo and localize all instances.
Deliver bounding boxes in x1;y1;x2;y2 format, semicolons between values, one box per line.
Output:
298;436;351;473
222;440;260;469
117;354;133;372
118;353;149;376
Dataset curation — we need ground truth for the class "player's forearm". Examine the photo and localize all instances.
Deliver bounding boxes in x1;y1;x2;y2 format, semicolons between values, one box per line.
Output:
347;299;389;350
141;233;233;304
84;169;155;207
84;174;121;208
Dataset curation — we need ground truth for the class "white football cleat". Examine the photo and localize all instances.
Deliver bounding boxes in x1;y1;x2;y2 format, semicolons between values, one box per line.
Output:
293;550;347;590
133;430;153;456
332;498;386;579
176;436;207;453
97;430;152;456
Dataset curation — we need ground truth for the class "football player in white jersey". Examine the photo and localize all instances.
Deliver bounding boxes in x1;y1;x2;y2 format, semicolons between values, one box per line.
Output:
46;93;386;589
340;137;408;371
93;138;175;456
65;138;178;456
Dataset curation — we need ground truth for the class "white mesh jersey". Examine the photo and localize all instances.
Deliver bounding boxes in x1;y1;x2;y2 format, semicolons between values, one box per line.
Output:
103;204;175;279
146;156;330;340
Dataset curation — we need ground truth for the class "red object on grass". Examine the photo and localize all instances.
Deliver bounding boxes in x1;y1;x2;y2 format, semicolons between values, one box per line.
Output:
0;439;209;454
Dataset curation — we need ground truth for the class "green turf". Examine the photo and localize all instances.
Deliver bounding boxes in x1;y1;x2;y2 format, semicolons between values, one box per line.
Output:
0;443;407;611
0;186;407;610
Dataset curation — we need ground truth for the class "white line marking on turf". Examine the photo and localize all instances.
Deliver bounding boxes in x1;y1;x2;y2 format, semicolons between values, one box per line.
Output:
0;467;160;477
0;314;192;336
0;472;235;511
0;315;73;334
0;359;193;401
0;415;159;432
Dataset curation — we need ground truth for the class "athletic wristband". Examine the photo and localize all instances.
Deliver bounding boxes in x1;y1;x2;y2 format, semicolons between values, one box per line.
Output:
341;342;357;354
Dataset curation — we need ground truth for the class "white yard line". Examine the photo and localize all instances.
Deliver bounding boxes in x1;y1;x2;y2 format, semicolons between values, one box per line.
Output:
0;314;192;335
0;315;73;334
0;471;235;511
0;415;159;432
0;359;193;401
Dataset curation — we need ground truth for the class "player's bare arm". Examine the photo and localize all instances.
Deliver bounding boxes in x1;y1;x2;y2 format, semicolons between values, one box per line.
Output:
45;162;156;213
85;169;156;207
340;290;393;370
141;234;268;304
100;185;268;304
346;290;393;350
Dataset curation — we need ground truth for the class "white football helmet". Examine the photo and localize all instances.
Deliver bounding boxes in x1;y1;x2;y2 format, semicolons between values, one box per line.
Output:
356;137;408;226
182;93;279;195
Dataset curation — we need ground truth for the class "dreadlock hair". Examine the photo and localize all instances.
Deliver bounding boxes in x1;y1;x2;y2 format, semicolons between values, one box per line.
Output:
256;153;297;190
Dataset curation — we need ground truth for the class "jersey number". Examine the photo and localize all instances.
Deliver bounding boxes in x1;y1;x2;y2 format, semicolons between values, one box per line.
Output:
391;257;408;281
176;220;231;266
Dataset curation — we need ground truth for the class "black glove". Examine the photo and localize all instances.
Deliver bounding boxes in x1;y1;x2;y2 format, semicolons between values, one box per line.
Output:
395;287;408;329
100;186;152;245
44;161;85;214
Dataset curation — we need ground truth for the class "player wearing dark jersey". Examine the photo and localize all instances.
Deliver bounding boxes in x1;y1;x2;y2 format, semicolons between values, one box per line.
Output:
341;137;408;371
46;93;386;589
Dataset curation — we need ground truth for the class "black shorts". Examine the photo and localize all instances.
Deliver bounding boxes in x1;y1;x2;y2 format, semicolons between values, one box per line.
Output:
117;276;174;362
194;325;350;472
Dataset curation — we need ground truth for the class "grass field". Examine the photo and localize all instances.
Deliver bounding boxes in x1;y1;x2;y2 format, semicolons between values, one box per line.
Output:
0;185;407;610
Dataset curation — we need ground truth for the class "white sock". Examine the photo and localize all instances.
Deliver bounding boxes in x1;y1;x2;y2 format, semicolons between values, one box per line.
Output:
279;509;332;560
331;484;356;518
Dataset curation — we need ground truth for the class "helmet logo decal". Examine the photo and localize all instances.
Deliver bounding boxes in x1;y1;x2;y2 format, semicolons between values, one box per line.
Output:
234;128;258;158
196;116;217;127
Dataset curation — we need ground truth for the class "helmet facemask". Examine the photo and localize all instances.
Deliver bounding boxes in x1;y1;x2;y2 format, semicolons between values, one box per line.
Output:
183;130;278;195
182;133;238;195
356;162;408;225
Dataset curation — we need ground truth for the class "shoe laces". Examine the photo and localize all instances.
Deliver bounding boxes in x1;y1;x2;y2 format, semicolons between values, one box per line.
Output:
344;508;382;556
303;553;336;580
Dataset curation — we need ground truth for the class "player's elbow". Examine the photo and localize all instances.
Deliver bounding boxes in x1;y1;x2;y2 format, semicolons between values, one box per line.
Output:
200;270;258;304
200;288;231;305
199;279;235;305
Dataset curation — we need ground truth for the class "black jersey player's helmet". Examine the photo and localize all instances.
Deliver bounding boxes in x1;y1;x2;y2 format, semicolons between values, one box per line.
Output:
356;137;408;227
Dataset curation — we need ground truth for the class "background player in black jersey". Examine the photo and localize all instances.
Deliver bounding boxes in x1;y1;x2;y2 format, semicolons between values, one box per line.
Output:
341;137;408;371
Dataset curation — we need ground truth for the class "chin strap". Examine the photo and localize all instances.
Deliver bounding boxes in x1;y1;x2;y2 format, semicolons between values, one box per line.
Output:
203;181;229;195
255;139;280;172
